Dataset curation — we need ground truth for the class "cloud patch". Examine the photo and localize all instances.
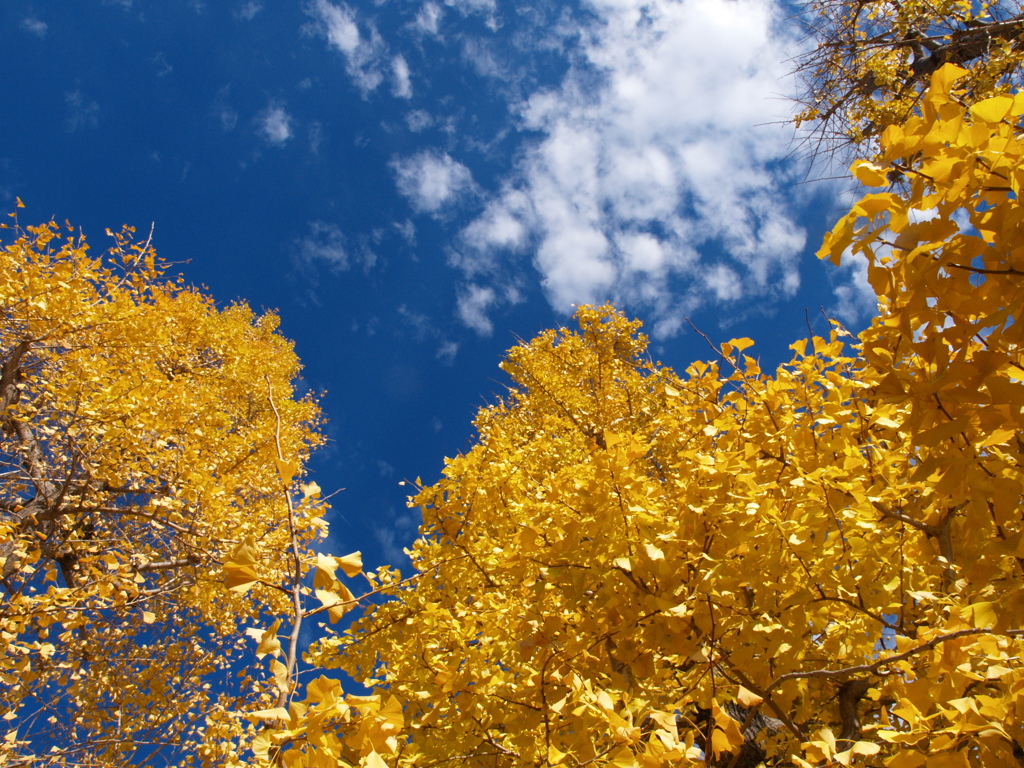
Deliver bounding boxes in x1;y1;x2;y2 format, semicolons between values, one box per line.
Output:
65;90;99;132
456;284;497;337
296;221;349;270
411;1;442;36
405;109;433;132
234;1;262;20
397;304;460;362
830;254;877;326
305;0;388;96
21;17;48;38
391;55;413;98
257;102;293;145
453;0;808;337
391;150;475;214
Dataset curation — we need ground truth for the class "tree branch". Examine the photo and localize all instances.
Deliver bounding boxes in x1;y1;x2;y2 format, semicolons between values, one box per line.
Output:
766;627;1024;692
266;377;304;714
134;556;202;573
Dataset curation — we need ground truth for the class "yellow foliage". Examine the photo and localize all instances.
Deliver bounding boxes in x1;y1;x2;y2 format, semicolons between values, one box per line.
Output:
0;220;337;766
0;220;416;768
308;67;1024;766
316;294;1021;764
797;0;1024;149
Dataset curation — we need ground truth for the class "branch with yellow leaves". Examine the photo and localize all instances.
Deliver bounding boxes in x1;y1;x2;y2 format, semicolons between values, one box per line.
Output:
765;626;1023;692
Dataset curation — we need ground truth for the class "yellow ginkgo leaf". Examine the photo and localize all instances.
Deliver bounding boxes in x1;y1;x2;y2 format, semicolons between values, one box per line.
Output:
736;686;763;708
275;458;300;486
336;551;363;577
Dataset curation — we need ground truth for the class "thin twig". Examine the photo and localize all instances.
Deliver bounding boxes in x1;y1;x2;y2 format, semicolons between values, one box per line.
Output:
266;376;304;712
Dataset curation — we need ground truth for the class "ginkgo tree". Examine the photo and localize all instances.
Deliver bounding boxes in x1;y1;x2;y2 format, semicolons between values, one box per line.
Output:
0;215;386;767
302;67;1024;768
796;0;1024;150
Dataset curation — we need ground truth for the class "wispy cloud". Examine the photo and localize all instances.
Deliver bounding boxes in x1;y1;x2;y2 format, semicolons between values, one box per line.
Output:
152;51;173;77
213;86;238;131
830;255;876;326
393;219;416;245
449;0;499;31
397;304;460;362
65;90;99;132
391;150;475;214
410;1;442;36
296;220;349;270
374;509;419;566
405;109;433;133
391;55;413;98
452;0;807;337
456;284;497;337
308;121;325;153
305;0;388;96
234;1;262;20
21;17;48;38
257;101;293;145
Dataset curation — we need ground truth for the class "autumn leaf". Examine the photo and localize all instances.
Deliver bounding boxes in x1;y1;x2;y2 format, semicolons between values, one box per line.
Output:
336;551;363;577
276;458;300;486
223;536;260;593
736;686;763;708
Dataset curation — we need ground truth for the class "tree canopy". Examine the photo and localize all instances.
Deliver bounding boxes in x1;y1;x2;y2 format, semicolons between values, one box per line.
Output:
0;217;352;766
796;0;1024;151
306;66;1024;768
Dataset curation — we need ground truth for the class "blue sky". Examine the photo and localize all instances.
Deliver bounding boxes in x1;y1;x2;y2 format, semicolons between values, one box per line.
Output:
1;0;873;571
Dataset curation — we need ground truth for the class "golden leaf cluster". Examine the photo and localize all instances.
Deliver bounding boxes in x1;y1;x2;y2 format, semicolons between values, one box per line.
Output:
0;220;378;766
796;0;1024;151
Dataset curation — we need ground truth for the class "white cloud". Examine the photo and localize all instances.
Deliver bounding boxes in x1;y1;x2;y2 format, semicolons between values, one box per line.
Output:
391;55;413;99
21;17;47;38
405;109;433;132
460;37;506;80
398;304;433;338
411;1;443;35
398;304;459;362
436;340;459;364
152;51;173;77
456;284;497;336
394;219;416;245
391;150;475;214
305;0;387;96
458;189;530;275
453;0;807;336
448;0;499;31
258;102;293;145
374;510;419;566
308;121;324;153
705;264;744;302
448;0;497;15
296;221;349;269
830;252;877;326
